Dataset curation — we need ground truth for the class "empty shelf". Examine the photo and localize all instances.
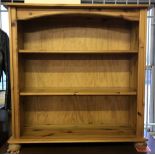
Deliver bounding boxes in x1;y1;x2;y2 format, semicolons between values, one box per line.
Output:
20;87;137;96
19;49;138;54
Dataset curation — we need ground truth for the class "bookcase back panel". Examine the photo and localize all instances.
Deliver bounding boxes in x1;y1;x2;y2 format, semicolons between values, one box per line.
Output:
19;16;135;51
21;54;134;89
22;96;135;127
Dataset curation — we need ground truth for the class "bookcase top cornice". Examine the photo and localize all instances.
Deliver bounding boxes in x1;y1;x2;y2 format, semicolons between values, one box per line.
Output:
4;3;149;9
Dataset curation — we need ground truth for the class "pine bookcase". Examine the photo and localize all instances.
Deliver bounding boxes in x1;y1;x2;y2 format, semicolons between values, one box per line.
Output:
6;3;147;153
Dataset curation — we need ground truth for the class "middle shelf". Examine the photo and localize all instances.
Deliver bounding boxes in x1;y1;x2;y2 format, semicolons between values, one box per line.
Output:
19;49;138;54
20;87;137;96
19;53;138;96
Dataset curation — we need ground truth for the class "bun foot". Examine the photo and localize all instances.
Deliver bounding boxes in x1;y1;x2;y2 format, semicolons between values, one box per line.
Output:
7;144;21;154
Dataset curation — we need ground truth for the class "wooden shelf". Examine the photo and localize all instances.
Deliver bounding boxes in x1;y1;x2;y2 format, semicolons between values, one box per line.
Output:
20;87;137;96
19;49;138;54
5;3;148;9
21;125;136;139
8;136;145;144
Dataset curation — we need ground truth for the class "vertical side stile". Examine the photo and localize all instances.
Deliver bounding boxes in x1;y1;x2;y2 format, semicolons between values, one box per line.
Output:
8;7;15;138
137;9;147;138
10;7;20;138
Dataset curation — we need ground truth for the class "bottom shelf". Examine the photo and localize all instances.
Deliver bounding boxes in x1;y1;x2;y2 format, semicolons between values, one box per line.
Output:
8;135;147;144
9;136;146;144
21;125;136;140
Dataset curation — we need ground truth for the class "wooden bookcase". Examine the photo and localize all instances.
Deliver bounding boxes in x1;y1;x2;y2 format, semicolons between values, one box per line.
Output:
6;3;147;153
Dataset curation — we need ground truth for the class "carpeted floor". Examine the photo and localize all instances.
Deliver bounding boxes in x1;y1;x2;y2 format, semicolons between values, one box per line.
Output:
150;132;155;139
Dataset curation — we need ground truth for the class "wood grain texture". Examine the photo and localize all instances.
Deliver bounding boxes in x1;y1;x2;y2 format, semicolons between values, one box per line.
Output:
128;97;137;129
130;23;139;51
19;49;138;54
20;87;137;96
8;7;15;138
129;55;138;90
4;3;149;9
10;8;21;138
20;17;133;51
22;126;135;138
16;9;140;21
22;96;135;128
7;4;147;144
136;9;147;138
8;136;146;144
20;54;136;89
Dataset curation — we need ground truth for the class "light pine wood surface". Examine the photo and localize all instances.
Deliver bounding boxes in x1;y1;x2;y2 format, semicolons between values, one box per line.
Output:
6;4;147;147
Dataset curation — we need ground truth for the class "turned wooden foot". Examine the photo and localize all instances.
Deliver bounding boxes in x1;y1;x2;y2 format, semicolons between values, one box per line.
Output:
7;144;21;154
134;141;150;153
135;141;147;147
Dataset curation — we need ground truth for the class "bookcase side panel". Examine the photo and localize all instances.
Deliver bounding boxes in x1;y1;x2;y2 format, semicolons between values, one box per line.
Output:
136;9;147;138
9;7;21;138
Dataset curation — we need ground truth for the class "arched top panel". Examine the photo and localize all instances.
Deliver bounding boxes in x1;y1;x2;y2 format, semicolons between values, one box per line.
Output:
16;8;140;21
